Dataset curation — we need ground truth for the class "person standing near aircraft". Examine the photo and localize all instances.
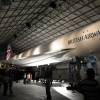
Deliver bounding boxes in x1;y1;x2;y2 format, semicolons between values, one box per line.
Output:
75;68;100;100
2;68;14;96
44;66;52;100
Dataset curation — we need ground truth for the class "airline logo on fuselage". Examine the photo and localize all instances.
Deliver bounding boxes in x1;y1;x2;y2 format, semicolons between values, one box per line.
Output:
68;30;100;45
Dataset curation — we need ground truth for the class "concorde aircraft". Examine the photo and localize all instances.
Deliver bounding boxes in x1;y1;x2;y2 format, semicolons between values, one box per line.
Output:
7;20;100;66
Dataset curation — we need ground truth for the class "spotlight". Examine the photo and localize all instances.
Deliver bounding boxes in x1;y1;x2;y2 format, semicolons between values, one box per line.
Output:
26;22;31;28
49;1;56;9
13;34;17;39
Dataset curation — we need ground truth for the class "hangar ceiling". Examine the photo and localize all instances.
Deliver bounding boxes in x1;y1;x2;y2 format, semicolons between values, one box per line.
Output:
0;0;100;53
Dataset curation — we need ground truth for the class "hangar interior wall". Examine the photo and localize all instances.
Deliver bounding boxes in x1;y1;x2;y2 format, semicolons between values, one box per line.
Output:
52;57;100;83
52;62;69;81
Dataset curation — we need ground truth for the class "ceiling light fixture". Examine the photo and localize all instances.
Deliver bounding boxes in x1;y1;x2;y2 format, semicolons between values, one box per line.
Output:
25;22;31;29
49;1;56;9
13;34;17;39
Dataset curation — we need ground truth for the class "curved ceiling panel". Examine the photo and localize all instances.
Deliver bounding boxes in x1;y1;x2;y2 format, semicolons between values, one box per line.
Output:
0;0;99;53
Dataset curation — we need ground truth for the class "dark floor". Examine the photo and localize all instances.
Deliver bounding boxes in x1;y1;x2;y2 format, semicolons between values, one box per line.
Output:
0;82;70;100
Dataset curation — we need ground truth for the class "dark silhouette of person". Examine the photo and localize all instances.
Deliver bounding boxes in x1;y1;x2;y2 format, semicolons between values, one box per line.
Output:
3;69;14;96
2;69;9;96
45;67;52;100
75;68;100;100
23;73;27;84
45;79;52;100
8;69;14;95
